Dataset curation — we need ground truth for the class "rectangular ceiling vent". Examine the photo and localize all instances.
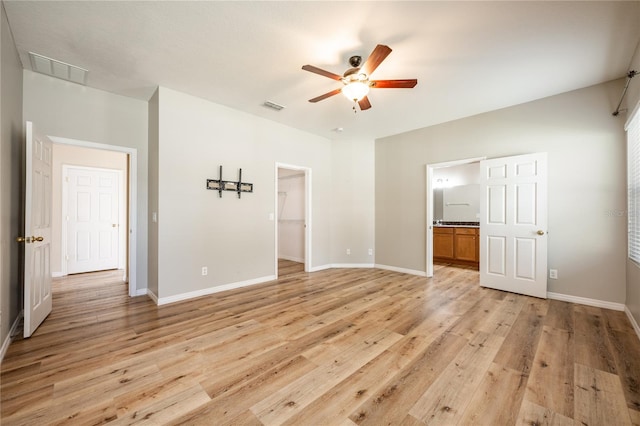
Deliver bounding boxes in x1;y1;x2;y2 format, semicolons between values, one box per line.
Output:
29;52;88;85
263;100;285;111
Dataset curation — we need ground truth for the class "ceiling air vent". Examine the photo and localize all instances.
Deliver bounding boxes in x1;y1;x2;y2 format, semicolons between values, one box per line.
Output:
263;100;285;111
29;52;88;85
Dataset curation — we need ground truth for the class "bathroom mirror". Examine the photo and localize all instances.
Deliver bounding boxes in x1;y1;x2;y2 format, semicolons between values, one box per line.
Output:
434;184;480;222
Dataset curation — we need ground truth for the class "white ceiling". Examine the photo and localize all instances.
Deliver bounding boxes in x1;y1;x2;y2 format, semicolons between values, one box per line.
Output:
4;1;640;140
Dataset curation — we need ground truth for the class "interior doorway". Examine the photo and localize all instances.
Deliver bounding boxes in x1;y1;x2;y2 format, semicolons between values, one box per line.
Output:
51;136;138;296
275;163;311;276
426;157;484;277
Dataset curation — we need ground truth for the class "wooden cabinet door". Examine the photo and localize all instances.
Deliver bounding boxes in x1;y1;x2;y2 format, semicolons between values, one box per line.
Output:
454;230;477;262
433;228;454;259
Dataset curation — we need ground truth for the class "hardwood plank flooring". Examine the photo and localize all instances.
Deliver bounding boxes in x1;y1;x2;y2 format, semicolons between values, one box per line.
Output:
2;260;640;425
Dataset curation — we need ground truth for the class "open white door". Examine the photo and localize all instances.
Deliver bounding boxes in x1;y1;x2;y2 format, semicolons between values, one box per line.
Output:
20;122;53;337
479;152;548;298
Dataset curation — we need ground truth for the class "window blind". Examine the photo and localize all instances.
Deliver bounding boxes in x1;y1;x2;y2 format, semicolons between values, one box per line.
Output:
628;104;640;264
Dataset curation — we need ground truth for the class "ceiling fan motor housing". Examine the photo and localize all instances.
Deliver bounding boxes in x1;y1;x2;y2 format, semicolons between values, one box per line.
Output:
348;55;362;68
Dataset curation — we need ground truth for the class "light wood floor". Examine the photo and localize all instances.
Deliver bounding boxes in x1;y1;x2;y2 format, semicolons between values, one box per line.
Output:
2;260;640;425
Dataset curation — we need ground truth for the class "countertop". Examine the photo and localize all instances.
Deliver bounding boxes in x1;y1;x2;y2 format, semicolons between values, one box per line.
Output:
433;222;479;228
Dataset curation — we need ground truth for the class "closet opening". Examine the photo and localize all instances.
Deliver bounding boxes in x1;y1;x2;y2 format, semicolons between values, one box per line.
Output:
275;164;311;277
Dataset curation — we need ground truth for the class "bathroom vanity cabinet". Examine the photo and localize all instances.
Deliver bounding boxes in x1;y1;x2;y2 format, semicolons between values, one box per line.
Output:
433;226;479;269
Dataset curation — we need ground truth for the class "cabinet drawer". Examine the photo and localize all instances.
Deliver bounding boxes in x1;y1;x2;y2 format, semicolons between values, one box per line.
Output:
455;228;478;235
433;227;454;234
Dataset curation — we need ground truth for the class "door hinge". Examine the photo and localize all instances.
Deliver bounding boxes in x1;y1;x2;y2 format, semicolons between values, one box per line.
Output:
65;176;70;183
65;255;69;261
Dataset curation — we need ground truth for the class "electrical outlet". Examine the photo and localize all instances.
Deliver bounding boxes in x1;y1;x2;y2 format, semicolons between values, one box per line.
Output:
346;249;351;255
368;248;373;255
202;267;208;276
549;269;558;279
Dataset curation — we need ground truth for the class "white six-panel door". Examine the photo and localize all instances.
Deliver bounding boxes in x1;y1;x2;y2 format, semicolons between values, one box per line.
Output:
65;167;120;274
23;122;53;338
479;153;548;298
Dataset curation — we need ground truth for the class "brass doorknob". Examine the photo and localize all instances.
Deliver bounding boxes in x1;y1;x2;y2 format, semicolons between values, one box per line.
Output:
536;230;545;235
16;236;43;243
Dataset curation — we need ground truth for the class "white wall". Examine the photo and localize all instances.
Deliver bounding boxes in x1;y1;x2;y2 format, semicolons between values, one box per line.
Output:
51;144;127;276
625;37;640;329
330;138;376;265
278;171;305;263
22;70;149;292
0;2;24;353
433;162;480;187
376;80;627;304
154;87;334;300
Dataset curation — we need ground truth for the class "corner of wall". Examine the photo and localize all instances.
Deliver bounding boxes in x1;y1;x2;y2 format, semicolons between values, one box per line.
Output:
1;0;24;358
147;88;159;297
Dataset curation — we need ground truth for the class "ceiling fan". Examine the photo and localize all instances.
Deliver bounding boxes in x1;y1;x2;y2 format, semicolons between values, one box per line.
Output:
302;44;417;111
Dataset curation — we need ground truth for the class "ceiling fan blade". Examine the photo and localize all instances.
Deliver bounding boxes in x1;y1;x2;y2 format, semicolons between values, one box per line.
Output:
302;65;343;81
358;96;372;111
308;88;343;103
371;79;418;89
361;44;392;76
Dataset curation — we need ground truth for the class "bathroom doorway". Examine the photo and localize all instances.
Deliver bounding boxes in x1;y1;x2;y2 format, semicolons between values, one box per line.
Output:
426;157;484;277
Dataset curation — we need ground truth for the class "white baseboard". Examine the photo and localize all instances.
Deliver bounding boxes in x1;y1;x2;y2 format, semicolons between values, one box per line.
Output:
375;264;427;277
308;264;375;272
1;310;23;363
156;275;276;306
146;290;159;305
330;263;375;269
546;292;625;312
52;272;64;278
309;264;332;272
278;255;304;263
625;306;640;341
134;288;149;297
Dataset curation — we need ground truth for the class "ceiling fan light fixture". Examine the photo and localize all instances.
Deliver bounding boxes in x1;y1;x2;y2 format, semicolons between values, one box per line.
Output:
342;81;370;102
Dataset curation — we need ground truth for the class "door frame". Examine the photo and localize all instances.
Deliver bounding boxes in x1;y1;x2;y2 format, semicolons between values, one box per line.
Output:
50;136;138;297
274;163;312;276
61;165;126;276
426;157;485;277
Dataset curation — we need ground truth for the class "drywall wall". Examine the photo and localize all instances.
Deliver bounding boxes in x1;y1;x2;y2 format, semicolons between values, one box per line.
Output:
0;2;24;354
376;80;628;303
22;70;149;292
625;37;640;330
330;137;375;265
278;171;305;263
155;87;333;300
433;162;480;187
51;144;127;276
